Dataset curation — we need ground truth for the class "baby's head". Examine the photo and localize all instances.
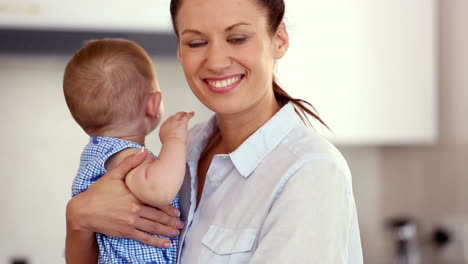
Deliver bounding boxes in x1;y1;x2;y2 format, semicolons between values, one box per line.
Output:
63;38;163;136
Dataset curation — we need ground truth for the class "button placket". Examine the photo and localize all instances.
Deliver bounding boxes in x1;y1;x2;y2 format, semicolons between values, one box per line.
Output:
209;174;216;183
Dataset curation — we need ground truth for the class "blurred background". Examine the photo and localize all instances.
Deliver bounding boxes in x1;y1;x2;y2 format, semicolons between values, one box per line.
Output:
0;0;466;263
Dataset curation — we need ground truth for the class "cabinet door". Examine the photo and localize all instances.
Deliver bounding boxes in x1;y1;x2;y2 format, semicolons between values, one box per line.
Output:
277;0;437;145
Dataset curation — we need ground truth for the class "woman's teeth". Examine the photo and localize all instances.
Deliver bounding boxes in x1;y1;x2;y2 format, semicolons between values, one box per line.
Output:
207;76;241;88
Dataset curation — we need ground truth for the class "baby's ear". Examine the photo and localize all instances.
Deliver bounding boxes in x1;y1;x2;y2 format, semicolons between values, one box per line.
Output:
146;91;162;118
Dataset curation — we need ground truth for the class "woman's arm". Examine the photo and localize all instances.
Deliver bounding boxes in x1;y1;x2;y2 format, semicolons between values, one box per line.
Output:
65;214;97;264
65;150;183;263
125;112;193;208
249;161;363;263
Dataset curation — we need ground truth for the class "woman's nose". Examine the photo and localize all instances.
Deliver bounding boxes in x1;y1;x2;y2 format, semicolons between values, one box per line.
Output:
204;42;231;74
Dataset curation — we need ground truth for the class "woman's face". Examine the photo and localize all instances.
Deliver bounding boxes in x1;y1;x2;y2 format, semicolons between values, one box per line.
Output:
176;0;288;116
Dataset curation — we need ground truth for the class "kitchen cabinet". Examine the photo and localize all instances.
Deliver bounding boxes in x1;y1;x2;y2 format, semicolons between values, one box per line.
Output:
277;0;437;145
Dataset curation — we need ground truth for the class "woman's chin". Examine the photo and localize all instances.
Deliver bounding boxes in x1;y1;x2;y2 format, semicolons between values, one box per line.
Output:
204;100;248;116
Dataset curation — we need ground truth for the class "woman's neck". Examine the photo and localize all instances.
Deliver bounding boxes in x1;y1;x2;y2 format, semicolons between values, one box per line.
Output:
215;95;281;153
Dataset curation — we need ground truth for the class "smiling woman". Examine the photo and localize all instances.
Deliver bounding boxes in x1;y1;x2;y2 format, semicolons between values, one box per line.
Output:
65;0;363;262
171;0;363;262
175;3;282;118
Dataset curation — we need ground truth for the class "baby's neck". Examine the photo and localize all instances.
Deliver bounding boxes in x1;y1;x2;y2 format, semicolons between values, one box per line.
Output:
115;134;146;146
91;125;148;147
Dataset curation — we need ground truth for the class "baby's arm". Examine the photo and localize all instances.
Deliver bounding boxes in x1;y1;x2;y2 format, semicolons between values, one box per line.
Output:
125;112;194;208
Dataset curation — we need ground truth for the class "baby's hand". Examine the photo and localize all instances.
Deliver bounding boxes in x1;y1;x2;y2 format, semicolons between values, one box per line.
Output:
159;112;194;144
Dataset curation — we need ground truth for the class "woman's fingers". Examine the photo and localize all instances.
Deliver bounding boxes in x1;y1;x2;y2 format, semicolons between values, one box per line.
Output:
108;148;147;180
128;229;174;249
159;203;181;217
135;217;180;238
139;206;184;229
132;205;185;247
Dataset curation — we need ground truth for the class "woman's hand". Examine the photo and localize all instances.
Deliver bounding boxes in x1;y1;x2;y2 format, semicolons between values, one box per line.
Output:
66;149;184;248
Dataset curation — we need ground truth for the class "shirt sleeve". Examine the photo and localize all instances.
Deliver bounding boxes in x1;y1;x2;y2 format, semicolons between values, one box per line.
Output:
249;159;362;264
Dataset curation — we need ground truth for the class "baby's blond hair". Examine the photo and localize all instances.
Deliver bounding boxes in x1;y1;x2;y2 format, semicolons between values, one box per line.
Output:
63;38;157;134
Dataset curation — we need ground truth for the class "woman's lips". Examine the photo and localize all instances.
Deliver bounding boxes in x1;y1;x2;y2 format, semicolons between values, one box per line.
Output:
204;74;244;94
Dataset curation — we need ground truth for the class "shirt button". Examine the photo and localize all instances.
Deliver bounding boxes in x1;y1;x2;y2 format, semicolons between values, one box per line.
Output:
209;175;216;183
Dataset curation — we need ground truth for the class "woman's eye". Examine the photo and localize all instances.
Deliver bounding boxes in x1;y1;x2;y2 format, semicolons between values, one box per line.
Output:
187;41;207;48
228;37;247;44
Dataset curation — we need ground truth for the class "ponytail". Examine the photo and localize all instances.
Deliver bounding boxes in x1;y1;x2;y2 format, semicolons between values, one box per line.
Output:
272;79;328;128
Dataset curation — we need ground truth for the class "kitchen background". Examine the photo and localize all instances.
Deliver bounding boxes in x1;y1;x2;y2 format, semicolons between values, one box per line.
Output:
0;0;467;263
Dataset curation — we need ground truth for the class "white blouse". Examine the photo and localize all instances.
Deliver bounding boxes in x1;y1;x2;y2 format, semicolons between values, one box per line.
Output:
177;102;363;263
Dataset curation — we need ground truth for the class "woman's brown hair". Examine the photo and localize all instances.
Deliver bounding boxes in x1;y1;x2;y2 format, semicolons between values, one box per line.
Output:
170;0;327;127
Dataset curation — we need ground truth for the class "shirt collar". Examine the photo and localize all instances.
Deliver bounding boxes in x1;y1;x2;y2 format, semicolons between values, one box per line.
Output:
231;102;300;178
187;102;301;178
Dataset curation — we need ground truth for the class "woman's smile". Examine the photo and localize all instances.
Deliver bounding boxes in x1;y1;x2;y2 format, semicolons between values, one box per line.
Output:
203;74;245;94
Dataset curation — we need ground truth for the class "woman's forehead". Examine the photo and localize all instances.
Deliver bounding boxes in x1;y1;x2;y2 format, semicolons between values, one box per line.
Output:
176;0;267;33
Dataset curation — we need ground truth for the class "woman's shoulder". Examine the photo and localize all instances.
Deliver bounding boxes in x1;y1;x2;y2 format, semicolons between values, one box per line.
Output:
188;121;208;137
188;115;217;136
281;124;351;176
286;125;345;159
186;116;218;155
270;125;355;198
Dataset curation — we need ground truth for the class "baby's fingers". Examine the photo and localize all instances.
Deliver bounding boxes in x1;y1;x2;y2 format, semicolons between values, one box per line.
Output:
182;111;195;121
167;111;194;122
172;111;194;121
170;112;185;120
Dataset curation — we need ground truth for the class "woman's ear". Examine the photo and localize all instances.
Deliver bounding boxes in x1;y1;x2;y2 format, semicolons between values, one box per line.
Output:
146;91;162;119
273;21;289;59
177;46;182;62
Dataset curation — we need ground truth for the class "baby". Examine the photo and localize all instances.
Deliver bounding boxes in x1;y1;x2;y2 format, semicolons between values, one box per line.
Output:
63;38;192;263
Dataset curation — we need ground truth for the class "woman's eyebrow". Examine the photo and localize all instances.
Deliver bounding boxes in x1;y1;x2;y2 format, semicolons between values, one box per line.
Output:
226;22;251;31
180;23;251;36
181;29;202;36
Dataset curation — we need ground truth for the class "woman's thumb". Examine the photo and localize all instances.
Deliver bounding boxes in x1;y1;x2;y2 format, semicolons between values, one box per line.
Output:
109;148;147;180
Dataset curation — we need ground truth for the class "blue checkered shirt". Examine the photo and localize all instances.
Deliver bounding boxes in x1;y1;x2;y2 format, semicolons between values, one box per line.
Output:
72;136;179;264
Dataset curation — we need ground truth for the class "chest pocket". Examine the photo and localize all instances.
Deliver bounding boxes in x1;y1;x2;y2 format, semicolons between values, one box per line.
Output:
201;225;257;255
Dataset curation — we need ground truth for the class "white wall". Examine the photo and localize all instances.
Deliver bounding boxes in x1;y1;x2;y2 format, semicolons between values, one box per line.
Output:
0;55;212;264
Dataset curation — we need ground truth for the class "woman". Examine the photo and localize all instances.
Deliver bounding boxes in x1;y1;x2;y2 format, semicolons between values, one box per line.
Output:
66;0;363;262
